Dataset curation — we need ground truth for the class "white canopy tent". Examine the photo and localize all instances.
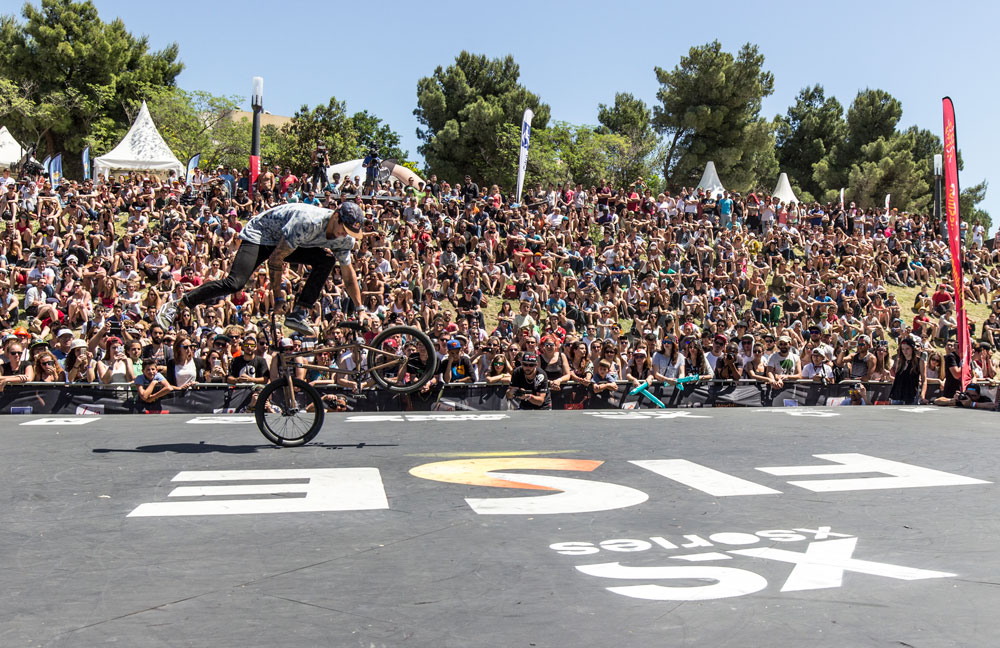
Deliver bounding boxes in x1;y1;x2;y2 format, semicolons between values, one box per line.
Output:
696;161;725;198
326;159;425;189
0;126;24;169
772;172;799;205
94;101;183;178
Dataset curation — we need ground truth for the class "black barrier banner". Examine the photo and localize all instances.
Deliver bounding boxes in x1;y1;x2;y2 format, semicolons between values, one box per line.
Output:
0;382;989;414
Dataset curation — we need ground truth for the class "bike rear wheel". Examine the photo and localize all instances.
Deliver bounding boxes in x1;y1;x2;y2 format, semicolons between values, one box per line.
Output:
255;378;324;447
367;326;436;393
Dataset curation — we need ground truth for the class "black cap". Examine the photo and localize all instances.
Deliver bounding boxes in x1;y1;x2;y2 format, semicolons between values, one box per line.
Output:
521;352;538;365
338;202;364;237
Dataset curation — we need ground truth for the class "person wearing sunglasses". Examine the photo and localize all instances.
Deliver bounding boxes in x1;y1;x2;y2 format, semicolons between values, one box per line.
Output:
538;334;570;385
228;336;269;385
506;352;551;410
165;334;204;387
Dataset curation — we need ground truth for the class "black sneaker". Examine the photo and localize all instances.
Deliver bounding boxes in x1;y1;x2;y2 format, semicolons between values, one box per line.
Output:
284;309;313;335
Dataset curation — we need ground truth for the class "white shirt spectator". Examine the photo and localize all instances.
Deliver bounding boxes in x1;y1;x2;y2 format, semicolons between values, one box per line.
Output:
801;362;833;380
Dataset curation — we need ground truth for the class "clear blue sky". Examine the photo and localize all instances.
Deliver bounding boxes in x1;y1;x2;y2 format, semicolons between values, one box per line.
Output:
91;0;999;227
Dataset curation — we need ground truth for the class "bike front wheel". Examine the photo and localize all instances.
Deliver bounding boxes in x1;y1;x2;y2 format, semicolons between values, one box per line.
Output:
255;378;325;447
367;326;437;393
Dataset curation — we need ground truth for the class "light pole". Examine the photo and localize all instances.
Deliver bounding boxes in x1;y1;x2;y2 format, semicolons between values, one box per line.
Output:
250;76;263;200
933;153;944;238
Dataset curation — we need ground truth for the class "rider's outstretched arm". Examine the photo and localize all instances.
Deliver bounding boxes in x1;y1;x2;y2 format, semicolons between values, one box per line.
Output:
340;259;366;315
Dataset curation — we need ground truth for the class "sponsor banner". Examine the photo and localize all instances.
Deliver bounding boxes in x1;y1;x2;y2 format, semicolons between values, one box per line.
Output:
515;108;533;205
185;153;201;185
0;382;972;415
50;153;62;188
942;97;972;389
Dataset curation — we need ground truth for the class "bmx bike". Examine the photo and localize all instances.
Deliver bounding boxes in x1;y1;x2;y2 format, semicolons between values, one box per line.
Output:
254;312;435;446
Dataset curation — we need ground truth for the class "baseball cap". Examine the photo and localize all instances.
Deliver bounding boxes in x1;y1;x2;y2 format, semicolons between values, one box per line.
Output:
714;334;728;344
337;202;364;238
56;328;74;338
13;326;30;337
521;352;538;365
446;339;462;350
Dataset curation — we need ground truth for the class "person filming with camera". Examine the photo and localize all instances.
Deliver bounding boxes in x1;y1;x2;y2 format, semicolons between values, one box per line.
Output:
713;342;743;381
362;147;381;193
310;140;329;192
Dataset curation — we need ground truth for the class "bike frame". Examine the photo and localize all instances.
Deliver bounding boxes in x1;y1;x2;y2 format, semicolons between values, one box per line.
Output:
261;313;407;395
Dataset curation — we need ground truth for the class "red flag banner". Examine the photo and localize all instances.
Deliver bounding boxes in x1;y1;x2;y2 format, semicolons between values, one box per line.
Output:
249;154;260;200
942;97;972;389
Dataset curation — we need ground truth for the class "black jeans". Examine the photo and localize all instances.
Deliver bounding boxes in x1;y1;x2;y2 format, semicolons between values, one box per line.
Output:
182;242;337;310
310;166;326;191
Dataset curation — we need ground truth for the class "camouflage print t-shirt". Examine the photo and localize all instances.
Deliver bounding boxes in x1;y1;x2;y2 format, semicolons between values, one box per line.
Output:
239;203;355;263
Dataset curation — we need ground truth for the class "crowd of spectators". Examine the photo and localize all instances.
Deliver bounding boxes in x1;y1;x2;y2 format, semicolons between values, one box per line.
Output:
0;154;998;411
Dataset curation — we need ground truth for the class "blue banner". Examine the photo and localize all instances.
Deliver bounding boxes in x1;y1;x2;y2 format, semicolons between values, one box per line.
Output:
82;146;90;181
49;153;62;188
515;109;533;205
185;153;200;185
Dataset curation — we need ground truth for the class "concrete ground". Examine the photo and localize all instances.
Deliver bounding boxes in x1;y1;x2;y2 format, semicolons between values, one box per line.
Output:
1;407;998;647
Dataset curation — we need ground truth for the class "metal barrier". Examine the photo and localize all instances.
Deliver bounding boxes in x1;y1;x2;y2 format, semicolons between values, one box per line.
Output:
0;379;988;415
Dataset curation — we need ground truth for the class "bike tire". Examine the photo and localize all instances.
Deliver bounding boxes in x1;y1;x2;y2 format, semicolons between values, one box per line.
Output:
255;378;325;447
367;326;437;393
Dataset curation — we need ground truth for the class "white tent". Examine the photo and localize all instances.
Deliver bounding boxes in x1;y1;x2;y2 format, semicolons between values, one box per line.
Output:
0;126;24;169
696;161;725;198
94;101;183;177
327;158;425;189
772;172;799;205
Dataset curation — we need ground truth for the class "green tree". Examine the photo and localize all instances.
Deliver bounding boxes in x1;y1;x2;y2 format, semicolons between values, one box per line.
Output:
278;97;357;173
597;92;660;187
959;180;991;232
845;130;930;213
652;41;777;192
259;123;293;169
350;110;407;162
774;84;844;201
414;51;550;185
598;92;653;140
813;88;901;197
206;116;252;171
0;0;182;175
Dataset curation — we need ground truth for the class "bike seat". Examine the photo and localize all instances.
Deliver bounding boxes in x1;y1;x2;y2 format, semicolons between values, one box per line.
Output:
336;321;363;332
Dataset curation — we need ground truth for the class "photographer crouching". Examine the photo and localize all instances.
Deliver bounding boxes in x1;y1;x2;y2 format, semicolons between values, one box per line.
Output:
506;352;552;410
951;383;996;411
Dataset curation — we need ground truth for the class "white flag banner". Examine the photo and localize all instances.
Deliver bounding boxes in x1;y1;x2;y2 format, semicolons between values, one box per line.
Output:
186;153;201;185
515;108;534;205
885;193;891;214
839;188;844;209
